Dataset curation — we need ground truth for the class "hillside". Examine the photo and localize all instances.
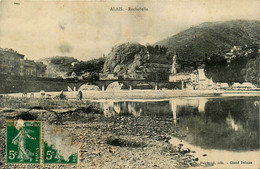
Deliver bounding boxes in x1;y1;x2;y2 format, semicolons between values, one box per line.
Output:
39;56;106;78
103;20;260;74
103;43;145;74
156;20;260;61
39;56;78;77
103;43;172;74
102;20;259;85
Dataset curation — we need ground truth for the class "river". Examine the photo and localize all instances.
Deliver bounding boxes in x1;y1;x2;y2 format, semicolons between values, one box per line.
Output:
1;92;259;168
92;96;259;168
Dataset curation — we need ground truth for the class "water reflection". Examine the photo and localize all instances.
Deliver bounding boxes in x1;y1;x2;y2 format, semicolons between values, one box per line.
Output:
96;97;259;151
169;99;208;125
226;111;242;131
102;101;142;117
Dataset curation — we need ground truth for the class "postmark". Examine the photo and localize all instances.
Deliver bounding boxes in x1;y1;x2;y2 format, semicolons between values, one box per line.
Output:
6;120;41;164
43;142;78;164
43;122;78;164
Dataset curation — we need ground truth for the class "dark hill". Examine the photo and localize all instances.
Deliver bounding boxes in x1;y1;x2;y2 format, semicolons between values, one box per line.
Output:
103;43;171;74
156;20;260;61
103;43;145;73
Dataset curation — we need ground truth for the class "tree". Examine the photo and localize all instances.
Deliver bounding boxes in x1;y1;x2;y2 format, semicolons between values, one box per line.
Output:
155;45;159;52
72;57;106;76
228;56;247;83
204;51;259;85
35;62;47;77
204;54;228;82
243;57;260;86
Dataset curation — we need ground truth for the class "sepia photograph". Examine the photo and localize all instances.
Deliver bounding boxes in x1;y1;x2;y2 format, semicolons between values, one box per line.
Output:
0;0;259;168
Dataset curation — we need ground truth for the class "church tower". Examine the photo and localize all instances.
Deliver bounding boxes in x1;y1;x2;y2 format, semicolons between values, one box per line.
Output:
171;52;178;74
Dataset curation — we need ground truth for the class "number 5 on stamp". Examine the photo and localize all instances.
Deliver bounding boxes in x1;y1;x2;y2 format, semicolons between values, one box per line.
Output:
43;142;78;164
43;122;78;164
6;120;41;164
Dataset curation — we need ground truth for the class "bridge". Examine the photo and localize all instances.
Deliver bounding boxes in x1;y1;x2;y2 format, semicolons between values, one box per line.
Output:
0;76;182;94
70;79;182;91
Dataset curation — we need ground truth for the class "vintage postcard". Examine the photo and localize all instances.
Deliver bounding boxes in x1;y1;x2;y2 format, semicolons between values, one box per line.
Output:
0;0;259;168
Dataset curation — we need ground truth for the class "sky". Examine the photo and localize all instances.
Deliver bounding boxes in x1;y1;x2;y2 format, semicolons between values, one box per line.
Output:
0;0;259;61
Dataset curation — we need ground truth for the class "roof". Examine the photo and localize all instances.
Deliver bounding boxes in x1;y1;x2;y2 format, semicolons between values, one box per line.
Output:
241;82;257;88
232;82;258;88
0;48;25;59
232;83;242;87
220;83;229;87
24;60;36;67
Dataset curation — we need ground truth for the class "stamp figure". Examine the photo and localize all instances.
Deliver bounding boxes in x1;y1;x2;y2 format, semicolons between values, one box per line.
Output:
6;120;41;164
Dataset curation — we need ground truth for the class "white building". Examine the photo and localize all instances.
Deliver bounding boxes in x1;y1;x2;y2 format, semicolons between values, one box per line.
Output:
169;73;190;82
99;73;118;80
197;68;215;89
232;82;258;90
217;83;229;89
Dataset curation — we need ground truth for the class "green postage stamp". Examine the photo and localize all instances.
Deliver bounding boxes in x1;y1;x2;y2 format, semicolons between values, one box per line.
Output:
43;122;78;164
6;120;41;164
43;142;78;164
6;120;78;165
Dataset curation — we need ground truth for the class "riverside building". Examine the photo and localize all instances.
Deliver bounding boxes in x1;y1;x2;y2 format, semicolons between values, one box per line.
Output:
0;48;46;77
0;48;25;76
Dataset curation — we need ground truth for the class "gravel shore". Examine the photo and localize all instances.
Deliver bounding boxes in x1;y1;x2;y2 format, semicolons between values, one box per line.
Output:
0;97;201;169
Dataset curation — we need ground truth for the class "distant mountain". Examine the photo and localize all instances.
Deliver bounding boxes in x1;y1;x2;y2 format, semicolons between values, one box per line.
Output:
156;20;260;61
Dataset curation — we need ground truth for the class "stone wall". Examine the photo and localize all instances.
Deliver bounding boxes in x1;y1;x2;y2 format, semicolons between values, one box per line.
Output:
0;77;70;94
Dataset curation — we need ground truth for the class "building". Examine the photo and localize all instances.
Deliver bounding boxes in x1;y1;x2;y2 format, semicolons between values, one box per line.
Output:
225;53;236;63
35;61;47;77
0;48;25;76
170;54;179;74
197;66;214;89
23;60;37;76
140;63;171;81
169;73;190;82
0;48;47;77
232;82;258;90
145;63;172;74
217;83;229;89
169;54;190;88
225;45;244;63
124;70;145;80
99;73;118;80
169;66;215;90
143;54;176;81
231;46;242;52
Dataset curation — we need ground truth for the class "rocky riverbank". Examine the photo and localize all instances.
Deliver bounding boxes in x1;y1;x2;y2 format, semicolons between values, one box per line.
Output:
0;97;203;168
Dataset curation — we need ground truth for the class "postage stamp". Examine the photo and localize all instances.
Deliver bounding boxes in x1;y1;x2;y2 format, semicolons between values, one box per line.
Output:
43;122;78;164
43;142;78;164
6;120;41;164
